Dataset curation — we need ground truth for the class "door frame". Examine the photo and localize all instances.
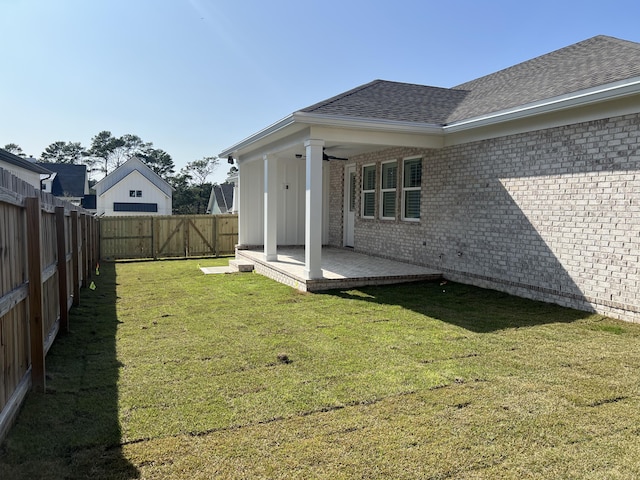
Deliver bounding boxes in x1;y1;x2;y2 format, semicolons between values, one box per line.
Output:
343;164;356;247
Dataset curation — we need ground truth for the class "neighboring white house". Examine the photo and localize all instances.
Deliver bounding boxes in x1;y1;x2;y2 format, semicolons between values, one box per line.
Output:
94;157;173;216
0;148;51;189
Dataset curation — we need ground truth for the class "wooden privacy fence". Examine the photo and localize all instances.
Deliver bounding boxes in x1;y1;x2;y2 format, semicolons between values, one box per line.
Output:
100;214;238;260
0;167;98;443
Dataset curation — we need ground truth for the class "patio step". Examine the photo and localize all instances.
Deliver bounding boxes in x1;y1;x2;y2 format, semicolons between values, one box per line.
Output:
229;259;255;272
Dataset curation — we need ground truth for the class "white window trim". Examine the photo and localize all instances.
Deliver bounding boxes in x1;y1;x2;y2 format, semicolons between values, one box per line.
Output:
361;163;376;219
402;156;422;222
380;160;397;220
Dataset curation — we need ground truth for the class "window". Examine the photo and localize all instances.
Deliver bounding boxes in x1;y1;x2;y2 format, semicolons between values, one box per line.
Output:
113;202;158;212
129;190;143;197
402;157;422;220
136;190;142;197
361;164;376;218
380;161;397;219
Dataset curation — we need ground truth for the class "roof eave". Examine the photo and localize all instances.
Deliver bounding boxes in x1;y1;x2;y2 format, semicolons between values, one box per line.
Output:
292;111;444;134
218;112;444;158
219;114;296;158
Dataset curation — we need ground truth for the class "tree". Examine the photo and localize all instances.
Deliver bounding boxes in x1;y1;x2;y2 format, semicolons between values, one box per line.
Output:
3;143;25;156
139;148;175;180
40;141;87;163
87;131;124;176
116;134;151;167
170;173;212;215
87;131;151;176
181;156;219;185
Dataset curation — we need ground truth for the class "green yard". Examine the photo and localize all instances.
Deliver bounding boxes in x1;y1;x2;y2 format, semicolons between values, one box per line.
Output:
1;259;639;479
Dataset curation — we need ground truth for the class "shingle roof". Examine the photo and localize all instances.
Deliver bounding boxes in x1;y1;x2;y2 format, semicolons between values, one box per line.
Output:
36;163;87;197
209;183;234;213
0;148;52;174
298;36;640;126
301;80;468;124
448;35;640;122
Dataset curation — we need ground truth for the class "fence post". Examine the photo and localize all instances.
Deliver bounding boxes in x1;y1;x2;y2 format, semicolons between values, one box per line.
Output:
94;217;99;265
213;216;218;257
26;197;46;392
81;214;88;287
71;210;80;306
55;207;69;332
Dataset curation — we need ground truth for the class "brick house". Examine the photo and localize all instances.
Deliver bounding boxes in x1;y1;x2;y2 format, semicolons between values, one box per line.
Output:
219;35;640;322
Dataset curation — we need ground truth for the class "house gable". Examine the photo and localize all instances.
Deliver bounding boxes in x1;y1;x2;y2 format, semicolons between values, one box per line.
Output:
94;157;173;197
96;167;172;216
36;163;89;198
207;183;234;214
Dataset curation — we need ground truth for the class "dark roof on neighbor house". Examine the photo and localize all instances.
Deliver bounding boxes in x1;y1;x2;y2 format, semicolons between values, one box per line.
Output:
0;148;52;174
300;36;640;125
36;163;87;197
211;183;234;213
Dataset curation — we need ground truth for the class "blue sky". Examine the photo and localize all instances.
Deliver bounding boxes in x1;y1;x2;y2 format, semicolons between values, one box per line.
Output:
2;0;640;183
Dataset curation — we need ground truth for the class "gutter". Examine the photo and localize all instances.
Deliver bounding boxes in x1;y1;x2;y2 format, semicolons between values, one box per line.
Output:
219;112;443;159
291;111;444;134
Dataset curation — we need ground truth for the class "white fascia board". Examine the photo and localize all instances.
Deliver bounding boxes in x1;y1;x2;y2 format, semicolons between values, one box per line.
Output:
219;112;444;159
445;76;640;133
293;111;444;134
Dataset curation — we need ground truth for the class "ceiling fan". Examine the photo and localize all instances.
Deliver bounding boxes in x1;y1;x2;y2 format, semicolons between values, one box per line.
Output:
295;148;349;161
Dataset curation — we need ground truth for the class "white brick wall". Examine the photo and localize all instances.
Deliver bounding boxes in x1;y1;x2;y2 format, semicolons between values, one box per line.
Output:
328;114;640;322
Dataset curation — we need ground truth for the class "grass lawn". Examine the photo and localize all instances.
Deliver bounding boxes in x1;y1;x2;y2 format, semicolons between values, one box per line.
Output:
1;258;639;479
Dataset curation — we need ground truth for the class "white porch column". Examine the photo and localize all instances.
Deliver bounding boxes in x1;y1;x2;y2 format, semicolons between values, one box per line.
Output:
264;154;278;261
304;139;324;279
235;167;245;245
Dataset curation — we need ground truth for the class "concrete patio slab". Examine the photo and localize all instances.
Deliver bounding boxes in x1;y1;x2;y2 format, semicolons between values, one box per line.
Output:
236;247;441;291
200;266;234;274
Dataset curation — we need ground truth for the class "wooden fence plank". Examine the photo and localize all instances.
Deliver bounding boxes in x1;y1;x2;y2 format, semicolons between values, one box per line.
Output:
55;207;69;332
25;197;45;392
71;210;80;307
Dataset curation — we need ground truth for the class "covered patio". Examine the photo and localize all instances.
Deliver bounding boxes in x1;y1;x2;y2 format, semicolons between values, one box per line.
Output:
219;91;445;283
236;247;441;292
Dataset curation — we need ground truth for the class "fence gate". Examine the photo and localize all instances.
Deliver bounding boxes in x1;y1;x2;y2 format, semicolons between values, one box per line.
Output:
100;215;238;260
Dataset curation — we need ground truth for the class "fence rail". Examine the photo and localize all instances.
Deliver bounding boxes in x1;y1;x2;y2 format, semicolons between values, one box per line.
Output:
100;214;237;260
0;167;98;443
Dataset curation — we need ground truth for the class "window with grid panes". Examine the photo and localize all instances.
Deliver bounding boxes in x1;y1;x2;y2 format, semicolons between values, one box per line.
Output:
380;161;397;219
361;164;376;218
402;158;422;220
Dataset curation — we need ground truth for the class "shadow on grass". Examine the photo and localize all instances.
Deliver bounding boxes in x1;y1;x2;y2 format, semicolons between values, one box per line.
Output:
325;280;591;333
0;262;139;480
